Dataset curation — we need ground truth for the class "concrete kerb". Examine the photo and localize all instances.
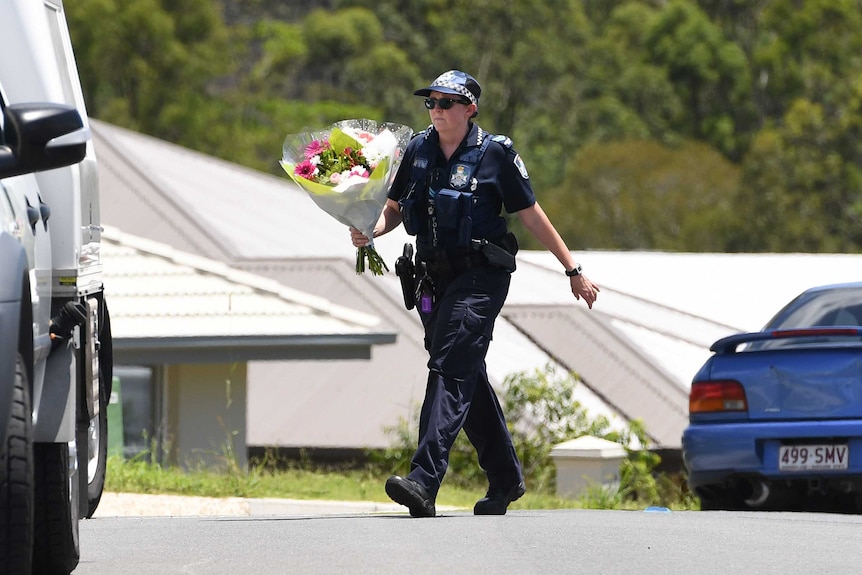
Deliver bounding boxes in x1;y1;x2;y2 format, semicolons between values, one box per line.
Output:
93;492;463;518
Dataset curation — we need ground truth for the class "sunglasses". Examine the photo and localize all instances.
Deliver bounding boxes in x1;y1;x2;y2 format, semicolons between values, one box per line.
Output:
424;97;470;110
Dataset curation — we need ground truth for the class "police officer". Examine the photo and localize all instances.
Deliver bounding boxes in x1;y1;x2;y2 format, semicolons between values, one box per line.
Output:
350;70;599;517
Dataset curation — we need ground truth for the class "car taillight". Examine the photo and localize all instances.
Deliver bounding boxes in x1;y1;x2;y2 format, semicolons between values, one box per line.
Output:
689;380;748;413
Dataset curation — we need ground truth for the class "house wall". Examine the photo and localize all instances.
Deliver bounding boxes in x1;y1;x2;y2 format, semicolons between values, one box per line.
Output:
166;363;248;469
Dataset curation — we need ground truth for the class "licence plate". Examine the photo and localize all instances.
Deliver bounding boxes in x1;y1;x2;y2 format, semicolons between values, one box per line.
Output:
778;444;849;471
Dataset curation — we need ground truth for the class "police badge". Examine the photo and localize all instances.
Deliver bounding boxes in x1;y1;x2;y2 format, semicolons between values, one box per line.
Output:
449;164;471;189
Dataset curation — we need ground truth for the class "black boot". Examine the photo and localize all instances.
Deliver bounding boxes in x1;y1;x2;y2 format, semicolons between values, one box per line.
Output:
385;476;436;518
474;481;526;515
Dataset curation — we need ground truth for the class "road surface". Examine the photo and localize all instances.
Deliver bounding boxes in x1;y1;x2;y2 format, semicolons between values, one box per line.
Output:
74;507;860;574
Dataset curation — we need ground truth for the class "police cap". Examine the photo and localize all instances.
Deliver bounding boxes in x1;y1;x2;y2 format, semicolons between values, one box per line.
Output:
414;70;482;107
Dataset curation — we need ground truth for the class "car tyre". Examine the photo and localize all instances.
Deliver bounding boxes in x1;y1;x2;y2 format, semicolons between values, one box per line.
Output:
33;441;80;574
0;353;34;574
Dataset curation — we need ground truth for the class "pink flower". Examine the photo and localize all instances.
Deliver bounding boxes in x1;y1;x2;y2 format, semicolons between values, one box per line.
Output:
294;160;317;180
304;139;329;159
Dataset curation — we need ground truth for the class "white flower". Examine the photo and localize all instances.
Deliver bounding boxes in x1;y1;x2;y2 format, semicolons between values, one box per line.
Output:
361;130;397;167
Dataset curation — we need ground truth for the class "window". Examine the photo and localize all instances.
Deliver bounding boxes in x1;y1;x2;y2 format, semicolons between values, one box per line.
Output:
112;366;156;460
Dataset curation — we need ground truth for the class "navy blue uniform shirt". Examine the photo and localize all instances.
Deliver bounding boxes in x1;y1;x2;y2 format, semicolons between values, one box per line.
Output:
388;123;536;242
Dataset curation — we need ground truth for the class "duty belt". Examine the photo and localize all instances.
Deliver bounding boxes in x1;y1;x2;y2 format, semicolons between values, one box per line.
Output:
420;248;487;276
418;238;515;277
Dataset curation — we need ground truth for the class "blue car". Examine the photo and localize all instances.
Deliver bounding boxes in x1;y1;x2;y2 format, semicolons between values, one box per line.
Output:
682;282;862;512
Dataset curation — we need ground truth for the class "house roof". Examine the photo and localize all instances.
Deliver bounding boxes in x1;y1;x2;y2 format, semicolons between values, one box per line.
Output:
93;118;862;450
102;226;395;365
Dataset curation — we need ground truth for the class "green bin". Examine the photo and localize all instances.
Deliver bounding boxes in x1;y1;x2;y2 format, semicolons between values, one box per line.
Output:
107;375;124;458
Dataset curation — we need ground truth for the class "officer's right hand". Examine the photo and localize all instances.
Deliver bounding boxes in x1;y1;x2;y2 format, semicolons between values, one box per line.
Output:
349;227;371;247
571;274;600;309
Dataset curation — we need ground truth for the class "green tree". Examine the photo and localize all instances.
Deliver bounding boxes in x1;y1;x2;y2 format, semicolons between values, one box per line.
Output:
645;0;753;159
244;19;308;96
244;8;423;126
543;139;739;251
753;0;862;121
730;91;862;252
66;0;232;138
574;3;684;146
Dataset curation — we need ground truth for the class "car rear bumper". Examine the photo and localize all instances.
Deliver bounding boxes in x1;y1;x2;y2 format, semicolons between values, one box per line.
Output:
682;419;862;489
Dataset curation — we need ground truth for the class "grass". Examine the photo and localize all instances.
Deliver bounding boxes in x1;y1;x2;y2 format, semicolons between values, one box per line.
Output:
105;456;699;512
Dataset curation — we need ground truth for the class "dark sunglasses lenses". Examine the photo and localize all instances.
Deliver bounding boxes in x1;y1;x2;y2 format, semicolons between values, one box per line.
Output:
424;97;467;110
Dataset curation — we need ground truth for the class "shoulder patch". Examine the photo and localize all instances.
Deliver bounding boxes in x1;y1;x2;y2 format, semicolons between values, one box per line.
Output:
513;153;529;179
491;134;513;148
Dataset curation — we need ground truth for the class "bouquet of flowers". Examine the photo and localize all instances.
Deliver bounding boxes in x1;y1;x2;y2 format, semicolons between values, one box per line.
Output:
280;119;414;275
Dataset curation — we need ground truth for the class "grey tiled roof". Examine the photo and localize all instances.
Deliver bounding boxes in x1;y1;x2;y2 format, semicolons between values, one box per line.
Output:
102;227;395;365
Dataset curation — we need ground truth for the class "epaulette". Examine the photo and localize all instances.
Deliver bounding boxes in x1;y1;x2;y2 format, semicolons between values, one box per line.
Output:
475;127;486;146
491;134;513;148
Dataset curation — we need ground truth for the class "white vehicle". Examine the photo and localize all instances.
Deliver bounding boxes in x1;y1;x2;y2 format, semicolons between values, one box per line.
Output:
0;1;112;573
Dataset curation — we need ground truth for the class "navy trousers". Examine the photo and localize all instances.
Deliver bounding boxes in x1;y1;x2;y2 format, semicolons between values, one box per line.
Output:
407;266;523;498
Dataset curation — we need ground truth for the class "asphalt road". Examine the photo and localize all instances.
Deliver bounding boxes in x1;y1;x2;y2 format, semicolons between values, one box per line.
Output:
73;508;861;574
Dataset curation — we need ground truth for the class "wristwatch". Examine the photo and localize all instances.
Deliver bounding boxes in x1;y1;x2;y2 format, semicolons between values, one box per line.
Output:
565;264;582;277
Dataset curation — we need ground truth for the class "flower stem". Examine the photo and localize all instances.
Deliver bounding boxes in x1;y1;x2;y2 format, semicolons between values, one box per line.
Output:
356;246;389;276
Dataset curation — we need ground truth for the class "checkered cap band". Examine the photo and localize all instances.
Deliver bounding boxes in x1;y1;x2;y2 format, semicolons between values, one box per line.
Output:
430;72;477;106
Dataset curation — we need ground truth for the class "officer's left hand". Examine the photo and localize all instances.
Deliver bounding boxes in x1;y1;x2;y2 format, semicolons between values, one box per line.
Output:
571;275;600;309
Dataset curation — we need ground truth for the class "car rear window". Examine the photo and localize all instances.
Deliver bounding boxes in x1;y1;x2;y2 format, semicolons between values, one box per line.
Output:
769;288;862;330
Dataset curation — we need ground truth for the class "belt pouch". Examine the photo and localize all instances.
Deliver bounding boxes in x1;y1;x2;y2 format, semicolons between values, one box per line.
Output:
400;195;424;236
435;189;472;248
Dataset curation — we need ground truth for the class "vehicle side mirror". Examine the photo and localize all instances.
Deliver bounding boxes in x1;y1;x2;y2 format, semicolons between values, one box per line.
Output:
0;103;89;178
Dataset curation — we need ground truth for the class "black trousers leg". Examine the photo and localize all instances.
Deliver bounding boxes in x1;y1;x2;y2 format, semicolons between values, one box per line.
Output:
462;362;523;490
407;268;522;496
